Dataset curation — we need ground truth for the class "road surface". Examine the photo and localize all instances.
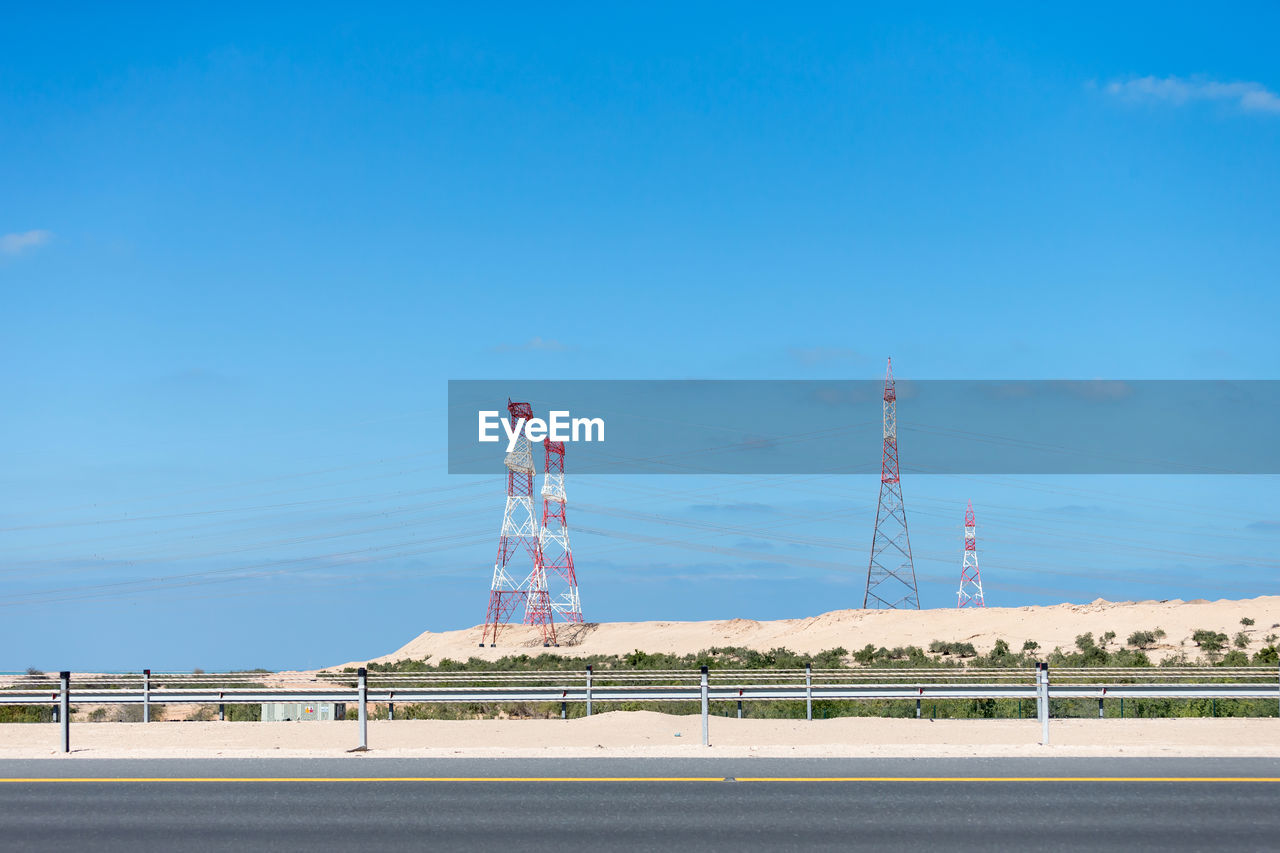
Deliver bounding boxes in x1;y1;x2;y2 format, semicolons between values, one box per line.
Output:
0;757;1276;851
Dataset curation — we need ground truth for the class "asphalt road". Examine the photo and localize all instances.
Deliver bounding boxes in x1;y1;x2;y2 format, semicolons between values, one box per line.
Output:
1;757;1277;852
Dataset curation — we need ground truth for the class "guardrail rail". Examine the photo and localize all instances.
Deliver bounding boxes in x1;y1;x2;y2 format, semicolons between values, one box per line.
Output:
3;663;1277;752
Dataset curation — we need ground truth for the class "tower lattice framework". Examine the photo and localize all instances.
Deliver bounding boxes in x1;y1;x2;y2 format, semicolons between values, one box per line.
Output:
956;500;985;607
863;358;920;609
539;438;583;623
480;400;558;647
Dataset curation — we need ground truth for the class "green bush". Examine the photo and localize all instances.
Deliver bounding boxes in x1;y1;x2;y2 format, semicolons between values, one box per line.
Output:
0;705;55;723
928;640;976;658
1192;629;1228;654
226;704;261;722
1127;630;1165;649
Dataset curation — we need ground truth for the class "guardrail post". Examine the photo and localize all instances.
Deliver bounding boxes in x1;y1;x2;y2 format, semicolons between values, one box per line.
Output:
356;667;368;751
219;703;225;722
1098;693;1104;719
737;689;743;719
388;702;395;721
1037;662;1050;746
700;666;709;747
586;665;593;717
805;663;813;721
59;671;70;753
143;669;151;723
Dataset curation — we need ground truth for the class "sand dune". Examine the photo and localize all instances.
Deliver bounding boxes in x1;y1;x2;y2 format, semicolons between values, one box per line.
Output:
345;596;1280;669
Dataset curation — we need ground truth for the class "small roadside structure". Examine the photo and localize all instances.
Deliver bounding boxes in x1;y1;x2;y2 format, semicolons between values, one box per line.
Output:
261;702;346;721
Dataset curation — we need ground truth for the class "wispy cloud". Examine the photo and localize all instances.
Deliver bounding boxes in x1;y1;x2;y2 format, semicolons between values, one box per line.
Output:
492;336;570;353
0;229;53;255
1105;75;1280;114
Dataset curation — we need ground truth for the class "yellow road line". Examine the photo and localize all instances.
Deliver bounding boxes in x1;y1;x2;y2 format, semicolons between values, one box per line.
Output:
0;776;725;783
0;776;1276;783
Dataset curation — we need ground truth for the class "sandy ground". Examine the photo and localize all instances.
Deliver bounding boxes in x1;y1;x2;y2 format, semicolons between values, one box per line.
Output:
4;713;1279;759
343;597;1280;669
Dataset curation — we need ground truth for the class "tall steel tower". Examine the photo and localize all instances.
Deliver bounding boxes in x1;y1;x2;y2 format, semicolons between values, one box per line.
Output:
956;500;985;608
539;438;584;623
480;400;557;647
863;358;920;609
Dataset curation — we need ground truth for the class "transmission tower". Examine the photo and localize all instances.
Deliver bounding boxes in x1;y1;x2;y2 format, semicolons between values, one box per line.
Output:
956;500;985;607
863;357;920;609
539;438;584;623
480;400;557;647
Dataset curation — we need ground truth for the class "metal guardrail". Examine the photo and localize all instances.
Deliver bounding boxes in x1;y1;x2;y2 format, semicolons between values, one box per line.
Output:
4;663;1277;753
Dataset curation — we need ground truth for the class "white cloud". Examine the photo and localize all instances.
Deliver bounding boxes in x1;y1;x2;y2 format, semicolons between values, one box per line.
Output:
0;229;53;255
1105;75;1280;114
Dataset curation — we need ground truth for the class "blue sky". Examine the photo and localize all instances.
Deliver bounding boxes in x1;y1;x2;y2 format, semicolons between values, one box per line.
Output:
2;5;1278;669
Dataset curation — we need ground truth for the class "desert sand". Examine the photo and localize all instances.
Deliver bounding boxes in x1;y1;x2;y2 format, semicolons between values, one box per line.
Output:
345;596;1280;669
4;714;1279;759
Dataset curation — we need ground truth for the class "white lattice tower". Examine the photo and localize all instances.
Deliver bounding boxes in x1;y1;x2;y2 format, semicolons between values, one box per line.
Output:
957;500;985;608
539;438;583;623
480;400;556;646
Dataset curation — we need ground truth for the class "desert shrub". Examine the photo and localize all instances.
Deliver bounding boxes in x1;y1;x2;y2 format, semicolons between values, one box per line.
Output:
1128;631;1156;649
0;705;55;723
1021;640;1039;653
1235;632;1251;649
927;640;975;657
1192;629;1228;654
1252;646;1279;665
1127;629;1166;649
1241;617;1255;627
226;704;261;722
112;704;165;722
1068;633;1110;665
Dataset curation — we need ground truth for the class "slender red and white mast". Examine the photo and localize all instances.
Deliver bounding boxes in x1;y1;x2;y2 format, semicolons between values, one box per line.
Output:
957;500;985;608
864;357;920;609
539;438;583;623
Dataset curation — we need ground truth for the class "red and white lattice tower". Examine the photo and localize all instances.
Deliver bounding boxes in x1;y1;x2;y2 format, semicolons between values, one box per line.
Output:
539;438;583;623
957;500;985;607
480;400;557;647
863;358;921;609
